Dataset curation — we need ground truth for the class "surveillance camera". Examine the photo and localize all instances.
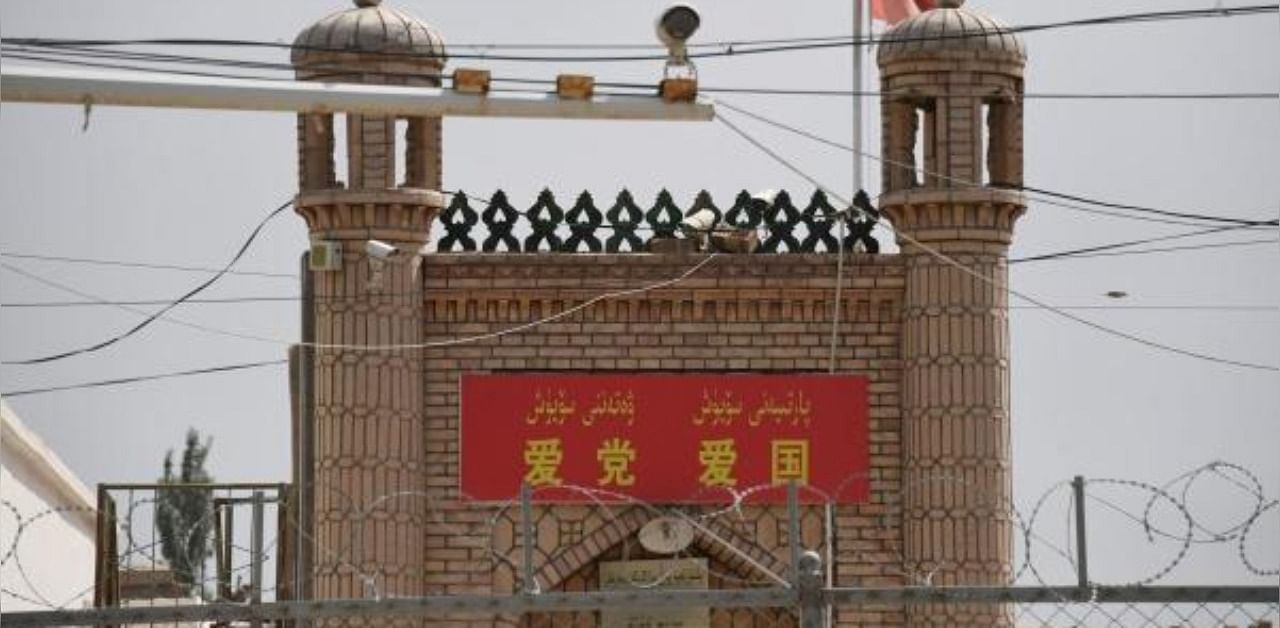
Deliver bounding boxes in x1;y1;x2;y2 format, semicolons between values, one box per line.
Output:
656;4;700;65
657;4;700;45
365;240;399;260
682;207;719;234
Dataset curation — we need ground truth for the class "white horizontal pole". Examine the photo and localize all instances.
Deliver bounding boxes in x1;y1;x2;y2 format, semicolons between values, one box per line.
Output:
0;66;715;121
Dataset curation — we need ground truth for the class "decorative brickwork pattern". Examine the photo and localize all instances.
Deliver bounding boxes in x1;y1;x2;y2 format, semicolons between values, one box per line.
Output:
297;199;441;620
879;2;1027;624
420;254;907;627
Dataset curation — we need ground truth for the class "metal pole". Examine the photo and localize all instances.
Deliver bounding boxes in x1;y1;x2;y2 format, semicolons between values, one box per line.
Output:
251;491;265;628
213;504;226;600
797;551;827;628
223;501;234;600
823;503;834;627
521;483;536;594
788;481;801;585
0;66;715;121
299;250;316;607
1071;476;1089;589
853;0;866;193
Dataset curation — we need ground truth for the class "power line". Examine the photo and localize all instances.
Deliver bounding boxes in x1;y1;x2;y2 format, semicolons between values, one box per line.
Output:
1;199;292;365
2;294;1274;312
6;5;1275;63
0;360;287;398
1010;226;1279;264
2;236;1269;310
8;44;1275;102
713;99;1279;229
0;261;292;347
1012;239;1277;263
1008;305;1278;312
1010;185;1277;228
2;250;724;354
0;216;1268;302
0;251;295;279
714;111;1280;372
1;296;300;308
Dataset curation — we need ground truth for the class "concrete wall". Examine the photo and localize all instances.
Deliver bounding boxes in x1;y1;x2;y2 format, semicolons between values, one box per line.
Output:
0;402;96;612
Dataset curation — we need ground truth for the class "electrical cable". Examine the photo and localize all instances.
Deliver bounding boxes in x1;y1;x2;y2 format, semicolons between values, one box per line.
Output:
3;294;1275;312
0;251;296;279
714;111;1280;372
712;100;1279;229
0;360;287;398
7;5;1275;63
300;253;721;352
0;262;292;347
0;198;292;365
1010;226;1278;264
1010;185;1278;228
1;251;723;354
8;44;1275;102
5;43;1274;102
0;210;1268;288
1011;238;1278;264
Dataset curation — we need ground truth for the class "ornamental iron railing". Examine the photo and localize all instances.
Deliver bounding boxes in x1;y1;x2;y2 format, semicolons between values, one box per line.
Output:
432;189;882;254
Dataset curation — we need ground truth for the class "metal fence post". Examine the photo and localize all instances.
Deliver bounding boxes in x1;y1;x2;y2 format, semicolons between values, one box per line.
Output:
251;491;265;628
788;480;801;585
1072;476;1089;589
521;483;536;594
797;550;827;628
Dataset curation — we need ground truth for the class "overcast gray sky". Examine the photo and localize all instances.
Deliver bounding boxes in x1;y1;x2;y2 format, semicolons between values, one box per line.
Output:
1;0;1276;587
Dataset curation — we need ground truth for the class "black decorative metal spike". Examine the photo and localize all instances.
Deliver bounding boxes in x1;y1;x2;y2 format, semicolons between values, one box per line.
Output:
845;189;882;254
646;189;683;240
524;188;565;253
723;190;763;231
435;189;880;256
760;190;802;253
480;190;521;252
436;191;479;252
801;190;840;253
605;190;645;253
563;191;604;253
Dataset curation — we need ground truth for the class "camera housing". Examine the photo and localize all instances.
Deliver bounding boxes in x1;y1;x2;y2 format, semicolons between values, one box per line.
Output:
656;4;701;66
365;239;399;260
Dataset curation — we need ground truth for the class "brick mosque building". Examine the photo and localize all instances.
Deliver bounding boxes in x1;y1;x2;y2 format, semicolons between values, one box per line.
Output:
285;0;1026;626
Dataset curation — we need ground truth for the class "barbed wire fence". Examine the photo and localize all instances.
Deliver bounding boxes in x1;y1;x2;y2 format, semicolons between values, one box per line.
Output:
1;462;1276;626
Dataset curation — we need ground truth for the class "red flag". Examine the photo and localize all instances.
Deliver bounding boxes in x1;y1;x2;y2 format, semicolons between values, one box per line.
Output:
871;0;936;25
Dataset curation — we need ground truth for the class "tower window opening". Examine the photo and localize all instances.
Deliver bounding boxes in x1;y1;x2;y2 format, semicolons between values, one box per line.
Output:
986;98;1018;187
917;99;937;188
299;113;337;191
395;118;409;187
332;114;348;189
980;102;992;187
912;106;926;188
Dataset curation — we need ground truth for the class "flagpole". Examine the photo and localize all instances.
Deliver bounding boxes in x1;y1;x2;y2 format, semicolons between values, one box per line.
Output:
853;0;866;195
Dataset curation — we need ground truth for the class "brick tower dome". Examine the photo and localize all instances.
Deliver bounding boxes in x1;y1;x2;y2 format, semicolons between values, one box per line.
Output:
292;0;446;83
877;1;1027;627
878;0;1025;66
290;1;447;618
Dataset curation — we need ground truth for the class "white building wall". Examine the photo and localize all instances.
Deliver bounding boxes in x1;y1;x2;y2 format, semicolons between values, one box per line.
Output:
1;401;96;612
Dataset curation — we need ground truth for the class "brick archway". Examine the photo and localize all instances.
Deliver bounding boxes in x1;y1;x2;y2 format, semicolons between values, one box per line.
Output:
534;508;790;592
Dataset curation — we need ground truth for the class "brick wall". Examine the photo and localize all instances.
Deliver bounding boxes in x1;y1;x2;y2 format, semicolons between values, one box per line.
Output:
418;253;908;627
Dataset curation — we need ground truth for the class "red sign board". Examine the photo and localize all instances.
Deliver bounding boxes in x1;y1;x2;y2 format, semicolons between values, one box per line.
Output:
460;374;869;503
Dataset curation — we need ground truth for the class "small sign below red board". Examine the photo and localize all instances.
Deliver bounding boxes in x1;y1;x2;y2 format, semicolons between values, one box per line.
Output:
460;374;870;503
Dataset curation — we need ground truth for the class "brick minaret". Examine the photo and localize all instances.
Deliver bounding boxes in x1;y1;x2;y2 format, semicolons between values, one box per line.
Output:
291;0;446;608
877;1;1026;625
